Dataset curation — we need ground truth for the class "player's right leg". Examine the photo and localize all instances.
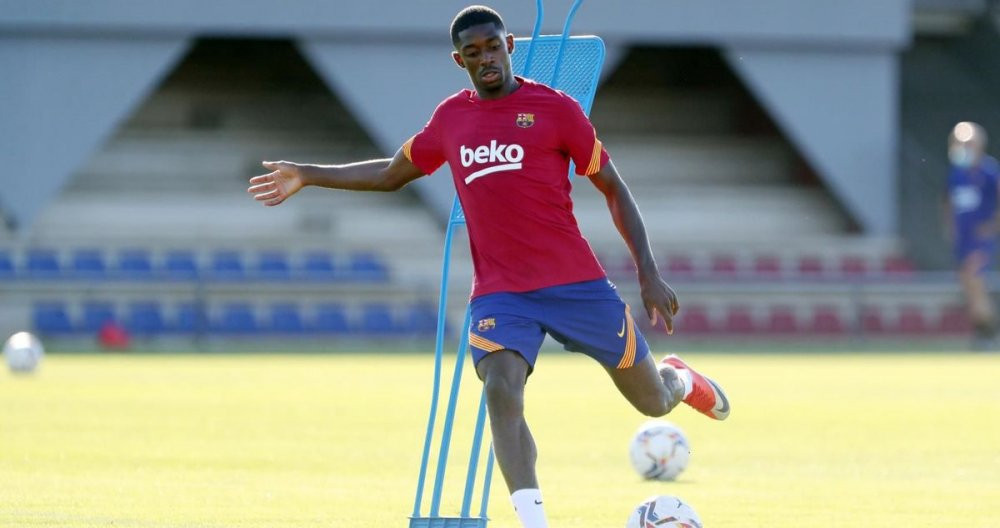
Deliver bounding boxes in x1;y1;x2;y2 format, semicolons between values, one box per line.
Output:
959;250;998;349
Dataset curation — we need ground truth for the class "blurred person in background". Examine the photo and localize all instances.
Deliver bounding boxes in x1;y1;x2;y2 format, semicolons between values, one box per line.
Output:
945;121;1000;349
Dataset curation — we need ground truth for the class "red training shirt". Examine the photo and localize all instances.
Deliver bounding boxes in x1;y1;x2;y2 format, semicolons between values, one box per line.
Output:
403;77;610;298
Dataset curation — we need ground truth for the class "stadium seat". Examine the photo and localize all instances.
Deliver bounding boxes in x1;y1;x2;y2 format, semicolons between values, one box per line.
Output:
71;249;107;279
810;305;846;335
164;250;199;280
723;305;756;334
0;250;15;279
172;302;204;333
937;305;971;334
861;306;885;335
81;301;116;333
302;251;336;280
839;255;868;277
118;249;154;279
257;251;291;280
314;303;350;334
360;303;396;335
32;302;74;335
210;251;245;280
710;255;739;278
896;305;928;334
215;302;258;334
349;252;389;282
665;254;695;278
675;305;712;335
125;301;165;335
26;248;61;278
796;255;824;278
269;302;304;333
404;302;439;336
883;255;915;275
753;255;782;279
766;305;799;334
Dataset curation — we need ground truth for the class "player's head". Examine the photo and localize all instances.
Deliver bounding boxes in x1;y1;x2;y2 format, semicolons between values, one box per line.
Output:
450;5;516;97
949;121;988;169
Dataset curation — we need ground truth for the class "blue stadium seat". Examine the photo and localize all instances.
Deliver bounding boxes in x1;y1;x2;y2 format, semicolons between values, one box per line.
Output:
26;248;61;278
360;303;396;335
210;250;245;280
118;249;153;279
314;303;350;334
125;301;165;335
349;252;389;282
72;249;107;279
81;300;116;332
172;301;204;333
0;250;14;279
269;302;304;333
257;251;290;280
164;250;199;280
404;302;438;336
214;302;258;333
33;302;74;335
302;250;336;280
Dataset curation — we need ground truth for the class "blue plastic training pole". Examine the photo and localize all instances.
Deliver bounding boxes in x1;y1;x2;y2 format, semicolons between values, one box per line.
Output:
412;199;462;519
522;0;545;78
550;0;583;87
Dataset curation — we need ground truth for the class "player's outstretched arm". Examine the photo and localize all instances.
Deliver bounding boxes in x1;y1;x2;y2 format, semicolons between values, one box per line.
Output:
589;160;679;333
247;148;425;206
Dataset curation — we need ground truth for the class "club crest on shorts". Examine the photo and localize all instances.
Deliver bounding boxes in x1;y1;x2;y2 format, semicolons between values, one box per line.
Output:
477;318;496;332
515;113;535;128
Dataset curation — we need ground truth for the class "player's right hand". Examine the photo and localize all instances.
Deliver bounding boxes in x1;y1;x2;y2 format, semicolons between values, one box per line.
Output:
248;161;305;206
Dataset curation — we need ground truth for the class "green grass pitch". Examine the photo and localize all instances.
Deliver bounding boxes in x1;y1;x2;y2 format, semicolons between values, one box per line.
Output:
1;351;998;527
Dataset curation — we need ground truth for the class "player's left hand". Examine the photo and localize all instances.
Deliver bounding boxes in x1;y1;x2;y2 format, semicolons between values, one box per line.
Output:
639;274;679;335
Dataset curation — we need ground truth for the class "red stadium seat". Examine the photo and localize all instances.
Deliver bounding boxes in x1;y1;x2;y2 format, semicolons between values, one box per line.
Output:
810;305;846;335
896;305;928;334
665;254;695;278
861;306;885;335
766;305;799;334
675;305;712;335
883;255;915;275
724;305;756;334
839;255;868;277
710;254;739;278
938;305;971;334
796;255;824;278
753;255;782;279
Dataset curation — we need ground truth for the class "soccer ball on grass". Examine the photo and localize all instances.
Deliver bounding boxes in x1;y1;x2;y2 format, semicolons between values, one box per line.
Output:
4;331;44;373
628;420;690;481
625;495;702;528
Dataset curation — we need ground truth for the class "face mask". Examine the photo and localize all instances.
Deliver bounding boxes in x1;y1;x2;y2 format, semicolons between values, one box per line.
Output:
949;145;977;168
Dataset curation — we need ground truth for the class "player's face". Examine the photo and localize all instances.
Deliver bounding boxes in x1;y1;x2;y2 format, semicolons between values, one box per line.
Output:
452;23;516;97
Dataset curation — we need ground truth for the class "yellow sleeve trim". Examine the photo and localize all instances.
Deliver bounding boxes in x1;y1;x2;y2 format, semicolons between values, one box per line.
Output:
402;136;415;162
584;138;604;175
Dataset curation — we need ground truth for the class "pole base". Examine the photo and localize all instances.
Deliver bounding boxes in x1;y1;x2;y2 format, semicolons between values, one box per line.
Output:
409;517;488;528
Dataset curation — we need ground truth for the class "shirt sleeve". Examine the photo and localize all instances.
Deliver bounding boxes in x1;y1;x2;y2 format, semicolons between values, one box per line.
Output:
558;93;610;176
402;103;447;175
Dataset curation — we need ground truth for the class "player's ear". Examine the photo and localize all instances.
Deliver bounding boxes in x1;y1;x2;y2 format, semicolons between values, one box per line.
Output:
452;51;466;70
506;33;515;54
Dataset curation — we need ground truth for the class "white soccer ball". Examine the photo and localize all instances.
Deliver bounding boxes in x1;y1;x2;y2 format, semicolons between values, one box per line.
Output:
4;331;44;373
625;495;703;528
628;420;690;481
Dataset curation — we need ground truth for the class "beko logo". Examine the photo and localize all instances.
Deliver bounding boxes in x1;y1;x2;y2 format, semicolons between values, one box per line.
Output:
459;141;524;184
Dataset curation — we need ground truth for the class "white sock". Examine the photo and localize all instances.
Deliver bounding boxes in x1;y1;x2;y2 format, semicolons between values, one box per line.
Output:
511;488;548;528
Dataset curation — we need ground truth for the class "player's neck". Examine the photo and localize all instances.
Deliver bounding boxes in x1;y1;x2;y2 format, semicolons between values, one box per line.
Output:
475;77;522;101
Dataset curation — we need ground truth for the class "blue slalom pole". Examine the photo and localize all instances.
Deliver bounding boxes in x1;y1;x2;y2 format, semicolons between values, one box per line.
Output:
460;387;491;517
412;199;463;518
522;0;545;78
550;0;584;88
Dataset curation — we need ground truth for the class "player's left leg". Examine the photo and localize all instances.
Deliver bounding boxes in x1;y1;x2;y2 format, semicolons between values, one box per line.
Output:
603;353;684;417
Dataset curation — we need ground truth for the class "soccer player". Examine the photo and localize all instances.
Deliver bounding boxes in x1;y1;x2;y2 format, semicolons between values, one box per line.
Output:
945;121;1000;349
248;6;729;527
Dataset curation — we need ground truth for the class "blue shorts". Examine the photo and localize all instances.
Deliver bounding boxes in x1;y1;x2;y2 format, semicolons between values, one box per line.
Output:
956;240;995;274
468;278;650;375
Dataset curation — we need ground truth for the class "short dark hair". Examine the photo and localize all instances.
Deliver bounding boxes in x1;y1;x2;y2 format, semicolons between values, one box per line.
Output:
450;5;505;47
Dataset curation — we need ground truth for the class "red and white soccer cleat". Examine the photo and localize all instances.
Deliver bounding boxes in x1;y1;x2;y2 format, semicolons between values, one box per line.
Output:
660;354;730;420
